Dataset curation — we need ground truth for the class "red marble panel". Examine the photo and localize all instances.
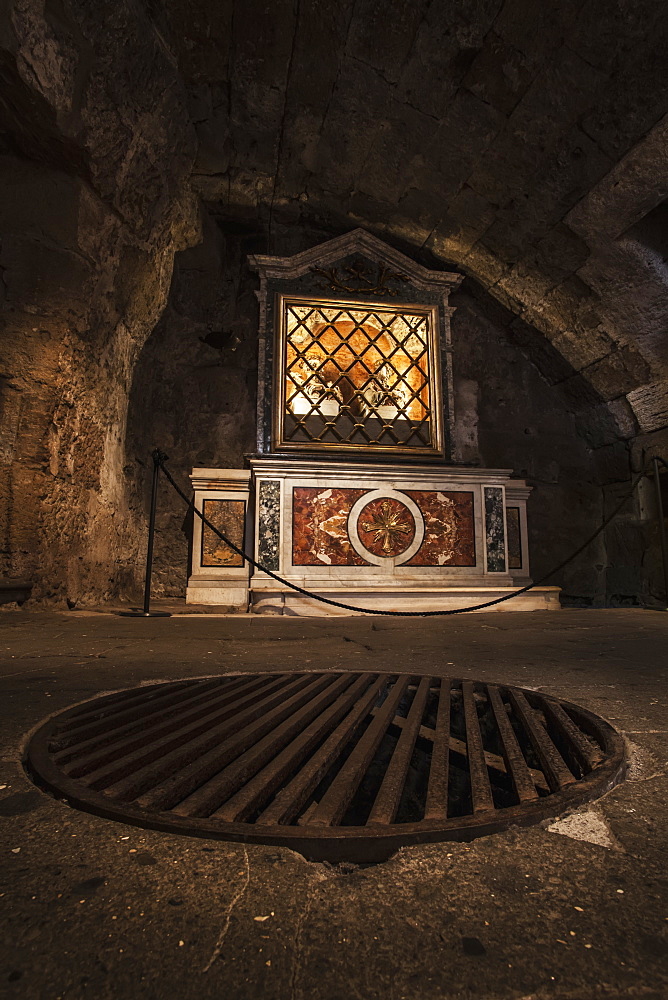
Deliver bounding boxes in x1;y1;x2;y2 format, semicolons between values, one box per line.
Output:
356;497;416;558
404;491;475;566
292;487;369;565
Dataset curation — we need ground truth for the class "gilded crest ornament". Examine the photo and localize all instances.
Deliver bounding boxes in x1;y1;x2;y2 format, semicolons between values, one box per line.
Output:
361;500;413;554
310;261;409;296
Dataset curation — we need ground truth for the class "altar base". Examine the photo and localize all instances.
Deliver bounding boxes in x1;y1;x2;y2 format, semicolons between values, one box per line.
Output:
251;585;561;616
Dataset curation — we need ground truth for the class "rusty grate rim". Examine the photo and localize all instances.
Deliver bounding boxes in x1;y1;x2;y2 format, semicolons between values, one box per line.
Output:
24;673;626;863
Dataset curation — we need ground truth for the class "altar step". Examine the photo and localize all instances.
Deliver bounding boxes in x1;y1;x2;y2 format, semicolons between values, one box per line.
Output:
250;585;561;616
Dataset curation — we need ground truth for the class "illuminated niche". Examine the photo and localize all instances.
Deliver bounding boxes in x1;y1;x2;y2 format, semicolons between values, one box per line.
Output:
275;295;442;455
249;229;463;460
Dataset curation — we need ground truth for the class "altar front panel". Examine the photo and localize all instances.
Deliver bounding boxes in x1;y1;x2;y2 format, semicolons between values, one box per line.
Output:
290;486;477;568
246;458;557;614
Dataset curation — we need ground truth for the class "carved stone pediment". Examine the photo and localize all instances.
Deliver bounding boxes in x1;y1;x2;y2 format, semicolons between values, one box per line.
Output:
248;228;463;296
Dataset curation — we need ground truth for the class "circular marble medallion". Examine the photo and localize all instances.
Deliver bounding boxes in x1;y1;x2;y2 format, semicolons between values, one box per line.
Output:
348;489;425;566
356;497;415;558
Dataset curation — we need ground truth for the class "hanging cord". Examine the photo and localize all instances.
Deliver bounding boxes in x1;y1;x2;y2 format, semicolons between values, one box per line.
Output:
157;455;659;616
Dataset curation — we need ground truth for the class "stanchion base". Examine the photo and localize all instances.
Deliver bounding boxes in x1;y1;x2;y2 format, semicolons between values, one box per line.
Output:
117;610;172;618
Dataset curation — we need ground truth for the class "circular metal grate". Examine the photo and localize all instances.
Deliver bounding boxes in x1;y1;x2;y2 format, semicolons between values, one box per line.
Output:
25;673;626;863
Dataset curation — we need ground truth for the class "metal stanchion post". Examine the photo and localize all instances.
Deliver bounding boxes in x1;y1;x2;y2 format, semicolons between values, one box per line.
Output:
120;449;171;618
653;457;668;609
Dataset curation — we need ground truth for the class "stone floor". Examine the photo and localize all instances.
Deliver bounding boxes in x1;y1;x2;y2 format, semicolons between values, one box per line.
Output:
1;606;666;1000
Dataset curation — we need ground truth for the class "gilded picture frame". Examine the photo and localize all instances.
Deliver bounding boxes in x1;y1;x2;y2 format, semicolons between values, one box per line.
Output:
272;294;444;458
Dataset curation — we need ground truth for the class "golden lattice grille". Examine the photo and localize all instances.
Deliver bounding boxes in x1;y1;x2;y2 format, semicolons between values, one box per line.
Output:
278;297;439;452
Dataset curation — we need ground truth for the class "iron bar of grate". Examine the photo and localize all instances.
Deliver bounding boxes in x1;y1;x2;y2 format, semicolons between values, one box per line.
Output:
213;673;375;823
53;680;197;725
54;678;249;763
75;674;297;793
309;676;411;827
99;674;321;801
173;673;356;818
486;684;538;803
444;732;548;794
462;681;495;814
60;675;277;778
506;688;576;791
56;675;273;765
535;695;602;772
424;677;451;820
256;674;388;826
52;680;204;744
132;675;337;811
368;676;431;825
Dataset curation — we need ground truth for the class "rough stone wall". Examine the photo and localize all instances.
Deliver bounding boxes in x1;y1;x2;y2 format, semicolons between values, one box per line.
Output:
451;291;647;606
124;211;261;597
0;1;199;605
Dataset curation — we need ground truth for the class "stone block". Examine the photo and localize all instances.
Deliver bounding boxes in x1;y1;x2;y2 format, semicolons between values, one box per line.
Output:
575;401;638;450
462;243;509;287
451;378;480;463
505;318;575;385
164;0;234;84
462;31;534;115
556;373;605;411
496;261;557;312
524;127;613;230
534;223;591;275
585;347;652;402
591;440;633;484
579;28;668;160
1;235;92;320
347;0;428;85
494;0;582;64
606;398;639;440
458;285;515;330
626;382;668;434
427;188;497;259
480;130;612;263
385;90;504;215
567;0;660;73
0;158;83;249
466;47;606;210
311;59;391;197
531;281;614;369
194;116;232;177
358;102;440;205
488;284;525;317
396;0;500;120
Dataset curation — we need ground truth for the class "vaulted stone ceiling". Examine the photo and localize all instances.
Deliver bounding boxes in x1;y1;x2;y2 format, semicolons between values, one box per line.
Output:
163;0;668;434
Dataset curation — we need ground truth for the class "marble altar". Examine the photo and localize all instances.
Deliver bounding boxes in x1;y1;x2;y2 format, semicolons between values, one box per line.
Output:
186;460;559;614
185;230;559;614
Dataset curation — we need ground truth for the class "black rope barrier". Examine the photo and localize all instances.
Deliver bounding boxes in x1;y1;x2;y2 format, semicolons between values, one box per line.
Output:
155;453;664;617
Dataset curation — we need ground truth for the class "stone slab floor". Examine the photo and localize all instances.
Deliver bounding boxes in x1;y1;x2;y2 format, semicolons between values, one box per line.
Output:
0;608;666;1000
